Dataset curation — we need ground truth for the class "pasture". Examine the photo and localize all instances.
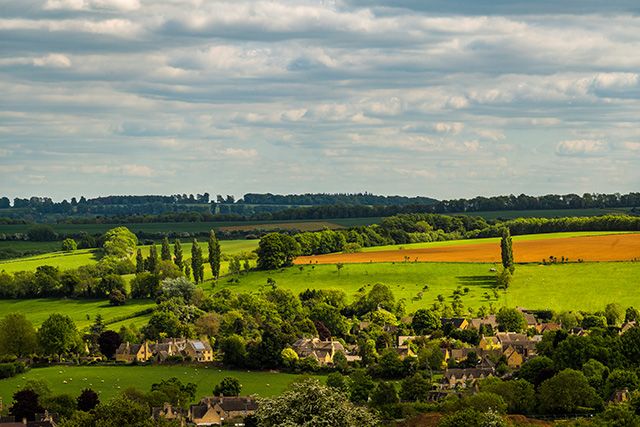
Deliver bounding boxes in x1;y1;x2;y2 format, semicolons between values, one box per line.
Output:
296;232;640;264
219;261;640;313
0;298;155;329
0;239;259;274
0;365;321;403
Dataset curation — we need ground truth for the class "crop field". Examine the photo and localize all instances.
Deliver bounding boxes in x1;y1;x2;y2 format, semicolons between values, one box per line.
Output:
0;239;259;273
0;365;322;403
0;217;380;236
296;232;640;264
219;261;640;313
218;221;343;232
0;298;154;329
456;207;634;219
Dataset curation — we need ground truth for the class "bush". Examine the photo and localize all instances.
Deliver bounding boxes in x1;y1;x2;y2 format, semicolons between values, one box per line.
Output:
61;238;77;252
0;362;26;379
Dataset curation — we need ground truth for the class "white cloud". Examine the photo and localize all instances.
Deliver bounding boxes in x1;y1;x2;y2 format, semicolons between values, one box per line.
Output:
556;140;610;157
220;148;258;159
44;0;140;11
33;54;72;69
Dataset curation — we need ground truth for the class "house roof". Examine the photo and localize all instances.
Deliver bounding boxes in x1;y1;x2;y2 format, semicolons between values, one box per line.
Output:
444;367;494;380
470;316;498;329
441;318;468;329
201;396;259;412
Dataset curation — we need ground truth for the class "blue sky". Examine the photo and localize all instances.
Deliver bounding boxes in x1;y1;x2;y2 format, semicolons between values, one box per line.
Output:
1;0;639;200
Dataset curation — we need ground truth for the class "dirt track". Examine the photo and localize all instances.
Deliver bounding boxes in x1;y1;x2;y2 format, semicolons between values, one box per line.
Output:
295;233;640;264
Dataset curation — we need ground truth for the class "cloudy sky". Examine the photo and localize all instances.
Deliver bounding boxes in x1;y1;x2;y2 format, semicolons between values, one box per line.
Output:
1;0;640;200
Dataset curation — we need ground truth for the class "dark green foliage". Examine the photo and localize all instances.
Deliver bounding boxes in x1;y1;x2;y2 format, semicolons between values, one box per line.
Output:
412;309;441;334
42;393;76;419
208;230;221;280
173;239;184;271
98;330;122;359
480;378;535;414
400;373;430;402
220;335;248;367
438;409;507;427
349;369;374;404
135;249;144;273
256;233;300;270
500;228;514;272
370;381;399;406
37;313;81;357
109;288;126;306
160;237;172;261
326;372;349;392
190;239;204;283
61;238;77;252
10;389;43;422
26;224;58;241
213;377;241;396
0;313;37;357
77;388;100;411
496;307;526;332
146;244;158;273
537;369;602;414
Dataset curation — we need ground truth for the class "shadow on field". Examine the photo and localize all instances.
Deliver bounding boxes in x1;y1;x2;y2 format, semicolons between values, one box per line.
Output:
456;275;496;288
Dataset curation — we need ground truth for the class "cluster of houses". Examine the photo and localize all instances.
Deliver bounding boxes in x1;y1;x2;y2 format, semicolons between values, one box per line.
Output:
152;396;258;426
115;337;214;364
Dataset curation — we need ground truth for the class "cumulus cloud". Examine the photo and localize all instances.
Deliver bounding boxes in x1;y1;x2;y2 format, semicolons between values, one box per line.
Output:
556;140;610;157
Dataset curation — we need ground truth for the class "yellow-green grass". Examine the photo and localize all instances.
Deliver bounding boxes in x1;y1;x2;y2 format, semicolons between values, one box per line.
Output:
0;298;155;329
0;240;259;274
217;261;640;313
359;231;633;253
0;365;324;403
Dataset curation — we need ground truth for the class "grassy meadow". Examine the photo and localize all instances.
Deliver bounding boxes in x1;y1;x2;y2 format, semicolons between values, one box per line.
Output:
217;261;640;313
0;365;322;403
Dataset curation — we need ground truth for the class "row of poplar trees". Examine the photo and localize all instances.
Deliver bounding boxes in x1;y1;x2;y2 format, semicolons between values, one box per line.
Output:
135;230;221;284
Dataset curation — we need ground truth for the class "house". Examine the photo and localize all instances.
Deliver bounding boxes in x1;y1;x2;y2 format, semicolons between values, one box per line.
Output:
469;315;498;331
152;403;185;424
292;338;347;366
152;341;180;362
441;318;469;330
516;308;538;328
496;333;538;359
610;388;631;404
395;346;416;359
503;345;524;368
0;411;58;427
441;368;494;389
478;336;501;351
190;397;258;426
184;339;214;362
620;321;637;335
115;341;152;363
536;323;562;334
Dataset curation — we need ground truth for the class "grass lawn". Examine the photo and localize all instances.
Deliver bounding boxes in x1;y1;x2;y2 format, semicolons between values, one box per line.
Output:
0;298;155;329
217;261;640;313
0;365;321;403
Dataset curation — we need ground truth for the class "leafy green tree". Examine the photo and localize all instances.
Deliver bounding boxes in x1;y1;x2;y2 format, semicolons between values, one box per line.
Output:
460;391;507;414
438;409;507;427
582;359;609;391
77;388;100;411
480;378;535;414
255;378;378;427
37;313;81;359
621;325;640;364
605;303;624;326
538;369;602;414
91;395;155;427
349;369;374;404
61;238;77;252
191;239;204;283
221;334;247;367
496;307;526;332
10;389;43;422
26;224;58;241
412;309;441;334
400;373;430;402
109;289;126;306
161;237;172;261
256;233;300;270
281;348;299;368
370;381;399;407
130;272;160;299
102;226;138;258
0;313;37;357
625;307;640;323
151;377;196;408
604;369;639;399
160;277;196;302
229;256;242;276
500;227;514;272
213;377;241;396
42;393;75;418
208;230;221;280
173;239;184;271
135;249;144;273
146;244;158;273
326;372;349;392
97;330;122;359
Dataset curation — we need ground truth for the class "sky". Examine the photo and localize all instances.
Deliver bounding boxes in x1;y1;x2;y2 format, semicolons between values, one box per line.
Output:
1;0;640;201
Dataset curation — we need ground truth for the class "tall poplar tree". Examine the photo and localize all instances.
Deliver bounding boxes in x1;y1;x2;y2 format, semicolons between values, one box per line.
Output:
135;249;144;273
147;244;158;273
208;230;221;280
191;239;204;283
161;237;172;261
173;239;184;271
500;228;514;273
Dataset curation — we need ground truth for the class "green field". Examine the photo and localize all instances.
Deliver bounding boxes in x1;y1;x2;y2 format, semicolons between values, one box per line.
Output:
0;217;381;236
0;298;155;329
218;261;640;313
0;240;259;274
457;207;633;220
0;365;321;403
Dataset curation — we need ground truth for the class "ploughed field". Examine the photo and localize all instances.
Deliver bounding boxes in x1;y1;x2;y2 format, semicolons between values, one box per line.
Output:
296;232;640;264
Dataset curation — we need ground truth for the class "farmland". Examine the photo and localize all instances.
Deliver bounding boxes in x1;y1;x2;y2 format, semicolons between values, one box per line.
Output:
0;217;379;236
219;261;640;313
296;232;640;264
0;239;259;274
0;365;322;403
